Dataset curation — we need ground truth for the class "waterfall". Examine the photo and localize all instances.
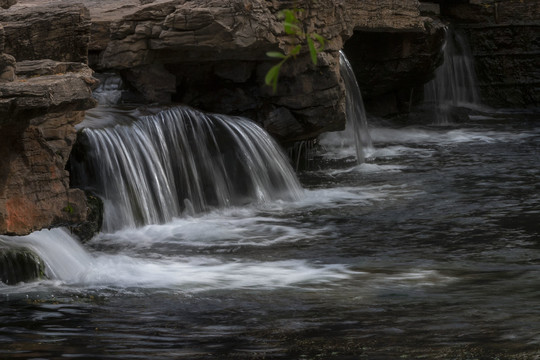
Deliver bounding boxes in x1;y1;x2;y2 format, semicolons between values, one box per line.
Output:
72;106;304;232
424;27;481;123
92;73;125;105
320;51;373;163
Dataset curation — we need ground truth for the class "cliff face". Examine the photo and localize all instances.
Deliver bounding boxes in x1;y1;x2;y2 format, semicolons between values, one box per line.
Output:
0;0;446;235
81;0;443;140
83;0;350;143
343;0;445;116
0;4;97;235
440;0;539;108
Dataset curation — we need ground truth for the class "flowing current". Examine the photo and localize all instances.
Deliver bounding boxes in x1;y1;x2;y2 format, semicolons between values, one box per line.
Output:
1;104;540;357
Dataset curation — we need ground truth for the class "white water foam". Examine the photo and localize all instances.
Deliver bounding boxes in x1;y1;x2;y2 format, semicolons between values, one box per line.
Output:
0;228;352;292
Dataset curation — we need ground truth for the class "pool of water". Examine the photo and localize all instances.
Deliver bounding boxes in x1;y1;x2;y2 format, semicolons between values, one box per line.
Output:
1;112;540;359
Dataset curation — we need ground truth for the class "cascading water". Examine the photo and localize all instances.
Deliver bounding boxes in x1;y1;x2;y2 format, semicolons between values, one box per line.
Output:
92;73;125;105
71;106;304;232
424;27;481;123
319;51;373;163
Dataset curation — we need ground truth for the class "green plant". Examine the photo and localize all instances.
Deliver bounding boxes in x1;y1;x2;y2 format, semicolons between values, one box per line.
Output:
265;8;326;93
63;203;74;214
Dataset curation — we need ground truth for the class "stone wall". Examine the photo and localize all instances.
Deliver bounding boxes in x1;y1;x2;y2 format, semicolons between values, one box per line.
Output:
440;0;540;107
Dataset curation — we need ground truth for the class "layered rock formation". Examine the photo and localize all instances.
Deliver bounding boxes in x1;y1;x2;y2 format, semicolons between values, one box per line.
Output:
0;0;447;236
343;0;445;116
84;0;350;143
79;0;442;139
0;4;97;235
427;0;539;108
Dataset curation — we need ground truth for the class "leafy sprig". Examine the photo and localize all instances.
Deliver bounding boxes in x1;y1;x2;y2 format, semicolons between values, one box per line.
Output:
265;8;326;93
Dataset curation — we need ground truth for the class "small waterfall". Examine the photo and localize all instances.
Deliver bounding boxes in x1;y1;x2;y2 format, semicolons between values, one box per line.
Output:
424;27;481;123
72;106;303;232
320;51;373;163
92;73;125;105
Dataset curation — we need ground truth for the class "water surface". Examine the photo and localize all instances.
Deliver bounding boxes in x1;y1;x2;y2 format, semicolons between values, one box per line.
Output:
1;113;539;359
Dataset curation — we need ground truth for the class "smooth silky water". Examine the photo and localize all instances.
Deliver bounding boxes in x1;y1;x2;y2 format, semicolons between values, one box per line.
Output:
1;104;539;358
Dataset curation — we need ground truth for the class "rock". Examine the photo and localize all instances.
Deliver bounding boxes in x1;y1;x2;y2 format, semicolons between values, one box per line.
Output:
6;0;447;137
344;0;427;32
0;24;5;52
84;0;350;142
69;191;103;242
0;2;90;63
0;53;15;82
122;63;176;103
0;0;16;9
0;245;44;285
0;60;97;236
0;60;97;122
344;19;446;116
440;0;540;107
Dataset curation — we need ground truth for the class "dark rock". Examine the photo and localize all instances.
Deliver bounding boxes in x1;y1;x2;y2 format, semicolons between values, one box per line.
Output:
0;245;44;285
440;0;540;107
0;0;16;9
343;20;446;116
69;192;103;242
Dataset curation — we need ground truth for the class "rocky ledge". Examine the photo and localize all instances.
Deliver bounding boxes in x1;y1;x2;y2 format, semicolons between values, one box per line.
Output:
0;2;97;236
49;0;441;142
0;60;97;235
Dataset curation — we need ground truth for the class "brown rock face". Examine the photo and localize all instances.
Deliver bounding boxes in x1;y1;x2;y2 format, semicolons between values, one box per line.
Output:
78;0;443;139
440;0;540;107
0;61;97;235
0;3;97;236
84;0;350;142
0;3;90;63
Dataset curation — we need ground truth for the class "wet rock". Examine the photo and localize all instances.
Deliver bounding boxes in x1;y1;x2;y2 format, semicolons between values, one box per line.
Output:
343;20;446;116
0;245;44;285
440;0;540;107
69;192;103;242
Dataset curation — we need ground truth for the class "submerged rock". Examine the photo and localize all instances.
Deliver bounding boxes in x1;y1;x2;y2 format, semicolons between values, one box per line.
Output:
0;245;45;285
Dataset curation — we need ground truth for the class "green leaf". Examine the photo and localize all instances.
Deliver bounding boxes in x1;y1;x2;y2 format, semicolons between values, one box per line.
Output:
266;51;287;59
289;44;302;57
265;63;282;93
283;21;301;35
312;33;326;52
307;36;317;65
282;9;296;23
